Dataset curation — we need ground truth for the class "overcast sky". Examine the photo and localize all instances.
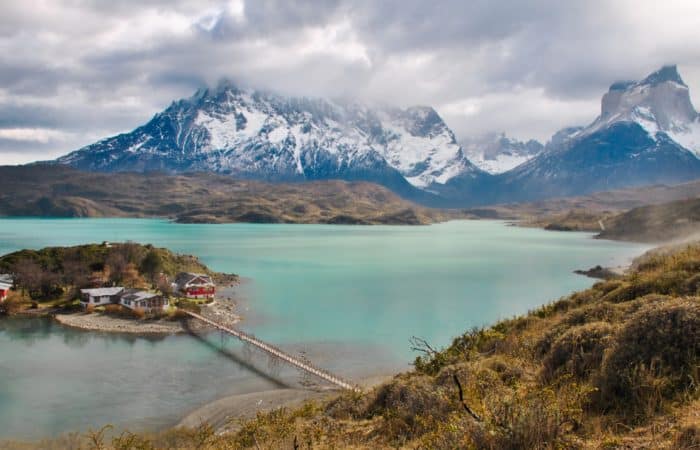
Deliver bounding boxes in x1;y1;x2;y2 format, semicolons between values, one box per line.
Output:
1;0;699;164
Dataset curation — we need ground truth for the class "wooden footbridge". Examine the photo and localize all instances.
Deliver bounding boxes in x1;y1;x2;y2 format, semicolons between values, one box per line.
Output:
184;311;361;392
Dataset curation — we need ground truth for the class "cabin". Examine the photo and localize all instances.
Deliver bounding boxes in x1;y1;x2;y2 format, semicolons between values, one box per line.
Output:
80;286;169;313
120;290;169;313
80;287;125;307
175;272;216;299
0;274;13;302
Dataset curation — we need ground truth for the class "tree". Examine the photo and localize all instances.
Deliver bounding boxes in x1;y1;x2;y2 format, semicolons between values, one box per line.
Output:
13;258;43;298
122;263;145;288
140;250;163;282
105;252;128;284
156;276;173;297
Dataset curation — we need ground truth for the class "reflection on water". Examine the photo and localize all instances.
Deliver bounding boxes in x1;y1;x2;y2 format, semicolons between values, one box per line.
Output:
0;317;399;440
0;218;649;440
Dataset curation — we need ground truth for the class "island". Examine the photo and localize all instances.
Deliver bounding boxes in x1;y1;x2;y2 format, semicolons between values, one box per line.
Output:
0;242;239;334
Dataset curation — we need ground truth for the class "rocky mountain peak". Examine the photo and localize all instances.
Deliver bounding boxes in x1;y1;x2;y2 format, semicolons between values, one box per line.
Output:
596;65;697;135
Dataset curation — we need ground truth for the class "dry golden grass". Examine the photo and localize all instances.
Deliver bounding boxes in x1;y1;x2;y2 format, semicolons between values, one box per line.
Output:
3;243;700;449
0;165;455;225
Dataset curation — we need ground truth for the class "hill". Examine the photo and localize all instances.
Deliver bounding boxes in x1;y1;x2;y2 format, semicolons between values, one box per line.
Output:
0;165;453;225
53;65;700;207
0;242;234;303
598;197;700;242
7;242;699;448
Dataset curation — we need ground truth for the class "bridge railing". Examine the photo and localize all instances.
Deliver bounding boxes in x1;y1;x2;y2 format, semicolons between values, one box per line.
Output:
184;311;360;392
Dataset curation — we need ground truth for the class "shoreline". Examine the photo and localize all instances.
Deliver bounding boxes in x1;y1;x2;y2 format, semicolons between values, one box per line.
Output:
54;312;188;335
52;285;242;336
176;374;395;433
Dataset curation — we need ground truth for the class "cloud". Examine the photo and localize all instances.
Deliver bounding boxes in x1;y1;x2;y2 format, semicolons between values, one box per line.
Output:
0;0;699;164
0;128;73;144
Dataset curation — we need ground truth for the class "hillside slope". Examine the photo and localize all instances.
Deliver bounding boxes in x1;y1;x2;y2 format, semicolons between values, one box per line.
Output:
11;243;699;449
0;165;452;225
598;197;700;242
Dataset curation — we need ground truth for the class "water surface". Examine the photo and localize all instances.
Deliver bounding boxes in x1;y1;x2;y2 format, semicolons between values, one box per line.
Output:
0;219;649;439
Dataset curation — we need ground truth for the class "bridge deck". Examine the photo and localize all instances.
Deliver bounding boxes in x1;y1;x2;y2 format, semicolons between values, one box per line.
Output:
184;311;360;392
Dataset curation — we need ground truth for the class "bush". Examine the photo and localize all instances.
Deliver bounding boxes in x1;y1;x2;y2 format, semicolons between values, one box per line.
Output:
366;375;454;442
542;322;616;382
674;425;700;449
597;299;700;420
0;297;22;316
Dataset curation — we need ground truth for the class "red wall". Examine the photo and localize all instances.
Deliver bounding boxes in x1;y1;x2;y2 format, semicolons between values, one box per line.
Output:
185;286;215;296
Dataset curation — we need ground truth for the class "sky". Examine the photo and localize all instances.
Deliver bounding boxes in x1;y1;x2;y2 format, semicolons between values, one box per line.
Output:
1;0;700;165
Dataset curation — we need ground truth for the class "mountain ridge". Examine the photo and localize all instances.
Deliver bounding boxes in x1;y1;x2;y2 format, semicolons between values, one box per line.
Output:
55;65;700;207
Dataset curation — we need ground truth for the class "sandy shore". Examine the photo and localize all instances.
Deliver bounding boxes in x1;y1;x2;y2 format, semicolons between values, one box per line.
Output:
177;374;394;433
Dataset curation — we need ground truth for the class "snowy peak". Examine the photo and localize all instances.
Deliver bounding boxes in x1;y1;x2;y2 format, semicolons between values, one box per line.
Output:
596;65;697;135
57;82;480;191
640;64;687;87
461;133;543;174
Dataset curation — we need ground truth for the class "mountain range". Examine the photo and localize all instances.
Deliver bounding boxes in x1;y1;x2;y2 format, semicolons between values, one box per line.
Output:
56;65;700;207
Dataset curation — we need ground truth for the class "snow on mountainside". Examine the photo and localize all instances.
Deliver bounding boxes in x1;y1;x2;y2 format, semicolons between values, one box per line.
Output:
57;82;480;191
554;65;700;156
461;133;543;174
489;65;700;204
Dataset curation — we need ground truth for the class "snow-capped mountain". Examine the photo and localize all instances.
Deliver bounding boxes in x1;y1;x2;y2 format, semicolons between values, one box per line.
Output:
57;82;481;195
461;133;543;174
55;65;700;207
548;65;700;155
487;65;700;203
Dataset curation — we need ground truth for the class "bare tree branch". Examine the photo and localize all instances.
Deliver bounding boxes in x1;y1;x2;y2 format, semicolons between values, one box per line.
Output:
409;336;439;357
453;374;482;422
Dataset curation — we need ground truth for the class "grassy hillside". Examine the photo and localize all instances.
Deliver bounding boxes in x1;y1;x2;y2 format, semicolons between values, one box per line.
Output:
208;243;700;449
0;165;455;225
7;243;698;449
466;179;700;233
598;197;700;243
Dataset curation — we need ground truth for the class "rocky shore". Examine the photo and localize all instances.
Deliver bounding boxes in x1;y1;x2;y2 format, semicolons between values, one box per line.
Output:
55;313;185;334
54;286;241;335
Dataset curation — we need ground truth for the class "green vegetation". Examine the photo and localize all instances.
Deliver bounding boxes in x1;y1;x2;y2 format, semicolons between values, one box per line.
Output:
5;243;698;449
0;242;235;313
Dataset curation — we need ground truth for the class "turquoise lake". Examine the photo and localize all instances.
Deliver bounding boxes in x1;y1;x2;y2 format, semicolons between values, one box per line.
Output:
0;219;649;440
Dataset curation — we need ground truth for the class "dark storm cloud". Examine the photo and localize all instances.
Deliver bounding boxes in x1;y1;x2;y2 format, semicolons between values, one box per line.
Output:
0;0;699;164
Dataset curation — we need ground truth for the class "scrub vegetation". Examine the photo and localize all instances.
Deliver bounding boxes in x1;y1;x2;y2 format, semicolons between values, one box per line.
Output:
0;242;235;313
4;243;699;448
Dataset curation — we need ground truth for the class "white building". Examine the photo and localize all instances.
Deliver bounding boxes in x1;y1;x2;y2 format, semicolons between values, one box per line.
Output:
120;290;169;313
80;287;125;307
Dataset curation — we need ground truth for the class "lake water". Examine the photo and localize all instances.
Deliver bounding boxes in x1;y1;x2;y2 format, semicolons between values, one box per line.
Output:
0;219;649;440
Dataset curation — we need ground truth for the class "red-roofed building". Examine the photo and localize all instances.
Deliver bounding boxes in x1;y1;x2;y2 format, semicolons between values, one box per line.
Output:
175;272;216;299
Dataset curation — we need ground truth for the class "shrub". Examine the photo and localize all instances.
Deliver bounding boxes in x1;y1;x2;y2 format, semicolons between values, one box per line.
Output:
476;382;592;450
132;307;146;319
103;304;124;315
674;425;700;449
0;297;22;316
597;299;700;420
541;322;616;382
366;375;454;442
324;390;369;420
